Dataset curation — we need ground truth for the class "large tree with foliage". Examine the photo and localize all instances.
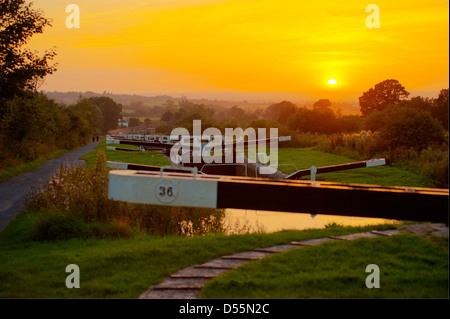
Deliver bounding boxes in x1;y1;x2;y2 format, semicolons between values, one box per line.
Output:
359;79;409;117
0;0;57;100
88;96;122;134
313;99;332;110
264;101;297;124
374;105;445;150
432;88;449;129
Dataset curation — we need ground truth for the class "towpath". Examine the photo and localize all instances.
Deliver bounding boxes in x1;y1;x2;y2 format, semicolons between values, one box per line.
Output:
0;142;98;232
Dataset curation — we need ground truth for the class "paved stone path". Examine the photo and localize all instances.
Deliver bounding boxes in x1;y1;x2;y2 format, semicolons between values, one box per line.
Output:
0;142;98;232
139;223;449;299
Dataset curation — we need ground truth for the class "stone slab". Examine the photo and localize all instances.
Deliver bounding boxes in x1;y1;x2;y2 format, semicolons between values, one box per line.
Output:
255;244;301;253
222;251;273;260
432;228;449;237
194;258;250;269
171;266;228;278
140;289;200;299
200;258;250;269
153;277;210;289
329;232;380;241
370;229;402;236
399;223;448;236
291;237;335;246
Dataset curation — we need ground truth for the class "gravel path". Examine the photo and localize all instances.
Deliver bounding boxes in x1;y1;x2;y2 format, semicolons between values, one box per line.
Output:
0;142;98;232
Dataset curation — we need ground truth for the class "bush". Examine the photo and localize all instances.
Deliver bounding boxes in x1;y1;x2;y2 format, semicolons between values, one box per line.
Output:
404;146;449;188
26;151;225;240
316;131;385;160
30;212;134;241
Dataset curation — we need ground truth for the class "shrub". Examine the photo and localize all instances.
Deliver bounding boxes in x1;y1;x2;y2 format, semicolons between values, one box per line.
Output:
30;212;134;241
26;151;225;240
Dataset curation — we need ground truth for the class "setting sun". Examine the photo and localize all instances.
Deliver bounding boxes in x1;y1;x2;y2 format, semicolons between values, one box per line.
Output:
328;79;338;85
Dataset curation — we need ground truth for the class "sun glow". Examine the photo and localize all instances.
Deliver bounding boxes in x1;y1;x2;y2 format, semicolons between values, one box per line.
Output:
30;0;449;98
328;79;338;85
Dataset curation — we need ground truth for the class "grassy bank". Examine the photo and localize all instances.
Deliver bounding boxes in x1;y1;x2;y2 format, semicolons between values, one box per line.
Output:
0;210;403;298
277;147;435;188
81;137;170;168
201;233;448;298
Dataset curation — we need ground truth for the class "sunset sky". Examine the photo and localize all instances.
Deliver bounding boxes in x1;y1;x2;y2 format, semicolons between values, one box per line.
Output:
31;0;449;102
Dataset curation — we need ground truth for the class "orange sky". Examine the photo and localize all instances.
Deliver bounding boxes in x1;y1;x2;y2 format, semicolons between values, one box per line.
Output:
31;0;449;101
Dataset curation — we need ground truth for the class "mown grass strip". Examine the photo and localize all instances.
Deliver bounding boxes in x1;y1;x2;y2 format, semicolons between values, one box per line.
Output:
201;233;448;298
277;147;434;187
0;211;398;298
81;137;171;168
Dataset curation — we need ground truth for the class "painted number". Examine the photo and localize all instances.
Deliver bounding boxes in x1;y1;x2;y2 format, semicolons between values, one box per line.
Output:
159;186;174;197
155;181;178;203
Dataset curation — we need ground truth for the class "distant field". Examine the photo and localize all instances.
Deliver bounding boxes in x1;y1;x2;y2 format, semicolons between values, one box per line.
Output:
82;138;170;167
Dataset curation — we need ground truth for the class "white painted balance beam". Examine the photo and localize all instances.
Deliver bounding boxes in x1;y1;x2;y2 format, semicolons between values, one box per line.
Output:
107;169;449;223
108;169;219;208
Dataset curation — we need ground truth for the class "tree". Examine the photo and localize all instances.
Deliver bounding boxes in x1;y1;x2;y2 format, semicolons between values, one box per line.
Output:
88;96;122;134
264;101;297;124
0;0;57;99
160;110;174;122
128;117;141;127
379;106;445;150
336;115;363;133
432;88;449;129
287;107;337;134
359;79;409;117
228;106;246;119
67;98;103;143
313;99;332;110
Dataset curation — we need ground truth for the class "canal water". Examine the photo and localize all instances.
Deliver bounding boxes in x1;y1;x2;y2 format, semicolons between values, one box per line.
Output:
224;209;400;234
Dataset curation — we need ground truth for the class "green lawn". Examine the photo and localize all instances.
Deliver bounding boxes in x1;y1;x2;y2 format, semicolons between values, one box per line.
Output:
201;233;448;298
276;147;435;188
0;211;403;298
82;138;171;168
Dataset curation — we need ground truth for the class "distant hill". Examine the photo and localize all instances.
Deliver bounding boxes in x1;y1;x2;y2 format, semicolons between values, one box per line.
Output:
43;91;274;113
43;90;441;117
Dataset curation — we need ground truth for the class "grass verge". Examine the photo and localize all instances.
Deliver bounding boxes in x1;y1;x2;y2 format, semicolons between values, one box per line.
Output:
277;147;435;187
201;233;448;298
81;137;171;168
0;211;401;298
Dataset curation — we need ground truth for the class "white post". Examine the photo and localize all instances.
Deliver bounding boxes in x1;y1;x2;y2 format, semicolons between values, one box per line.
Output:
310;166;317;181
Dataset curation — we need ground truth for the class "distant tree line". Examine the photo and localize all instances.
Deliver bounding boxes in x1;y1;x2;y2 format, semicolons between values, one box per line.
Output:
147;79;448;155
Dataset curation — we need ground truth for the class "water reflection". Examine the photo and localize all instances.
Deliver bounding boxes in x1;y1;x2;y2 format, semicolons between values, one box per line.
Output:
224;209;400;234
